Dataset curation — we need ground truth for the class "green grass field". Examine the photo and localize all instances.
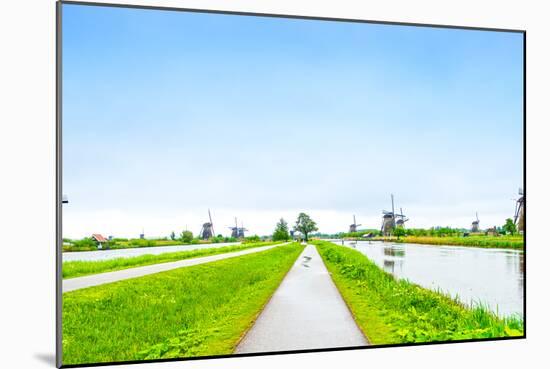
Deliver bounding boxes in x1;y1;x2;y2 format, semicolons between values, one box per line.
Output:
62;243;304;365
62;244;96;252
371;235;524;249
313;240;523;345
62;238;233;252
63;241;282;279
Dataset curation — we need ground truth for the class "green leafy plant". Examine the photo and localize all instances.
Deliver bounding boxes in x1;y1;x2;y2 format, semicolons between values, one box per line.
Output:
293;212;318;242
503;218;517;235
179;230;193;243
272;218;290;241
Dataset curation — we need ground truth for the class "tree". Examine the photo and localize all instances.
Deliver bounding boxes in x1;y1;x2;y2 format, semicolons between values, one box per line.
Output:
393;226;405;240
273;218;290;241
180;230;193;243
170;231;176;241
503;218;517;235
293;212;318;242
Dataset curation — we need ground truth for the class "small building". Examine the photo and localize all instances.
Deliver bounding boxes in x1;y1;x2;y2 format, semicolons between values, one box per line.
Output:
91;233;108;249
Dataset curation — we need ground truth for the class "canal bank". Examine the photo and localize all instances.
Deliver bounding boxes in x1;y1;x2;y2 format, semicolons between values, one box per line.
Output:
314;240;523;344
334;240;524;317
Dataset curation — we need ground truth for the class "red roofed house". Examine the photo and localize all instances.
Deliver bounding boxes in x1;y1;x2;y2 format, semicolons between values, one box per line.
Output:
91;234;108;249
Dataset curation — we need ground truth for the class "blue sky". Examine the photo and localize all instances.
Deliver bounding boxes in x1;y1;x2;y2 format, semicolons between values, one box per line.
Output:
62;4;523;238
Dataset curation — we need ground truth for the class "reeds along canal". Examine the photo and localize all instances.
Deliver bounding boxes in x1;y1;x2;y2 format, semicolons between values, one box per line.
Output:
333;240;524;318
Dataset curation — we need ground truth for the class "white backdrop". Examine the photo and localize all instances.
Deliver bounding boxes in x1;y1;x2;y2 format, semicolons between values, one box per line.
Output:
0;0;548;368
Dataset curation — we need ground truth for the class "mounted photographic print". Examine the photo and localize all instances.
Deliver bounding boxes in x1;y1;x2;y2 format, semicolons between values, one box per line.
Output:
57;1;525;367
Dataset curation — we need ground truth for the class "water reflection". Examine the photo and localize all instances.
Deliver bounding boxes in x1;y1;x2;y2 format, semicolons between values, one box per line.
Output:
334;240;524;318
384;246;405;257
382;258;404;274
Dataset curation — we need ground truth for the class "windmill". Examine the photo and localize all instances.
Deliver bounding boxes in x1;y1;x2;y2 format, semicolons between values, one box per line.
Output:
514;188;525;233
228;217;248;239
381;194;397;236
471;212;480;233
238;221;247;238
199;209;215;240
395;207;409;228
349;215;362;233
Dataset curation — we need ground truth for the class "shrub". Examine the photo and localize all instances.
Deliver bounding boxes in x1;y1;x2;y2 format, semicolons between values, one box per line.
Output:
72;238;97;249
111;238;128;242
128;239;156;247
242;235;261;243
179;231;194;243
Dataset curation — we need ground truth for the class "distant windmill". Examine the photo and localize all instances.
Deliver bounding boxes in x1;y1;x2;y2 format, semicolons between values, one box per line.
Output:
395;207;409;228
199;209;215;240
239;221;247;238
381;194;397;236
514;188;525;233
349;215;362;233
228;217;248;239
471;212;480;233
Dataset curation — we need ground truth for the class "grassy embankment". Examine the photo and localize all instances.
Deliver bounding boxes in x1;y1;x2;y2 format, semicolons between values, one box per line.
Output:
63;241;283;279
313;240;523;344
371;235;524;249
62;237;239;252
63;242;304;365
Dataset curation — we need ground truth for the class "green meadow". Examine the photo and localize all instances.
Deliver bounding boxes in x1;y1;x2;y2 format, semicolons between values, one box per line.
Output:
377;235;524;249
63;241;282;279
62;243;304;365
313;240;523;344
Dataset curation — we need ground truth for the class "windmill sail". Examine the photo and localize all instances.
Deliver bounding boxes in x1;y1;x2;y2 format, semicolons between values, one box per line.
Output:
208;209;215;237
349;215;362;233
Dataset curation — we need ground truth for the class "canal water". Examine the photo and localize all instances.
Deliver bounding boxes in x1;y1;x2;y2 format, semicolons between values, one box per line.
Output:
62;242;241;262
332;240;524;318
